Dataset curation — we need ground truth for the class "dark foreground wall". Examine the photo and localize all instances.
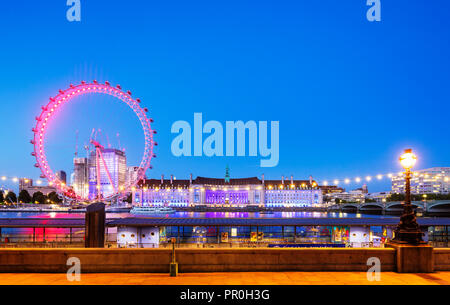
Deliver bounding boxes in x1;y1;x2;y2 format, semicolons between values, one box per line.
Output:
434;249;450;271
0;248;396;273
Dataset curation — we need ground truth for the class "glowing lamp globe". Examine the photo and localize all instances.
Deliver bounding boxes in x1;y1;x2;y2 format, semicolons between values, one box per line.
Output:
399;149;417;169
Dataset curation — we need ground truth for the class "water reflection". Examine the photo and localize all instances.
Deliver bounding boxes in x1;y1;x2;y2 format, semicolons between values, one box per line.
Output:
0;211;390;219
0;210;394;243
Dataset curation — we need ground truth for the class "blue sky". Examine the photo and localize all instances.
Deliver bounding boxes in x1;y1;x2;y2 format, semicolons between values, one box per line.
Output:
0;0;449;193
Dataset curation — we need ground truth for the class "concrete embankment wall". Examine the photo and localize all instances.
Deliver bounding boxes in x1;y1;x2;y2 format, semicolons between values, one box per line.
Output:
0;248;396;273
434;249;450;271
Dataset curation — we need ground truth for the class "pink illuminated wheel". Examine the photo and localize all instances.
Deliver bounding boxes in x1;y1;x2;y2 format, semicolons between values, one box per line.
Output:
31;81;156;202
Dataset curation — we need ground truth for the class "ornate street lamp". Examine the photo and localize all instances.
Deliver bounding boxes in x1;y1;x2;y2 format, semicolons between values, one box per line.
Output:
390;149;425;244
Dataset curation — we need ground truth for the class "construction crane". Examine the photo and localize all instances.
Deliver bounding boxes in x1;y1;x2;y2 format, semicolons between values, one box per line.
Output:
116;133;124;152
106;133;111;148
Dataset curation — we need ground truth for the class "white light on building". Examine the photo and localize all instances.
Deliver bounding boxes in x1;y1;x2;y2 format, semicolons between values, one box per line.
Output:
391;167;450;194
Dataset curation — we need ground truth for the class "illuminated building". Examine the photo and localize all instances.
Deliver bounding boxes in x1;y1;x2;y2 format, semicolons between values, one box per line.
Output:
319;185;345;195
19;178;33;191
89;148;126;199
326;189;366;203
125;166;144;187
192;176;264;206
132;174;322;207
135;175;191;207
73;157;89;199
366;191;391;202
19;178;57;196
391;167;450;194
55;170;67;184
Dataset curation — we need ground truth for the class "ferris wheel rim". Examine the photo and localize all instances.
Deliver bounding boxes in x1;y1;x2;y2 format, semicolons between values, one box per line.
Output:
31;81;155;202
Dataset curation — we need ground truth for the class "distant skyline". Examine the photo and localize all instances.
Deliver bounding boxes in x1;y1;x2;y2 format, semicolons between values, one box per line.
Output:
1;1;449;193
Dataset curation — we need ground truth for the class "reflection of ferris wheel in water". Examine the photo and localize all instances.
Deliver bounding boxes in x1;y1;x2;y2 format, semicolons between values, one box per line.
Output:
31;81;156;203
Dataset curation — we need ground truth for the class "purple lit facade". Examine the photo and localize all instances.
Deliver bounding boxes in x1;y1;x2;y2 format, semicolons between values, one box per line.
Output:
205;190;249;204
136;188;190;207
132;175;324;207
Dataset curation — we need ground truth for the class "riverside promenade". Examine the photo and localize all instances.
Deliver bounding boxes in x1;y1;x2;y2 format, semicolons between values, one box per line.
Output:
1;271;450;285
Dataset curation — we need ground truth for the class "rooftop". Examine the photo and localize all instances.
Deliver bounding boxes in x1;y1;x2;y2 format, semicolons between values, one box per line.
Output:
137;175;323;188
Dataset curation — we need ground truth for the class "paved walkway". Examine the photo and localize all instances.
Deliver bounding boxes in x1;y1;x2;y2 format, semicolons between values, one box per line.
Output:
1;272;450;285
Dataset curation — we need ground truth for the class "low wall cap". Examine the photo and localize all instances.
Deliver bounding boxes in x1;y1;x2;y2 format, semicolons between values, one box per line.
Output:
86;202;105;213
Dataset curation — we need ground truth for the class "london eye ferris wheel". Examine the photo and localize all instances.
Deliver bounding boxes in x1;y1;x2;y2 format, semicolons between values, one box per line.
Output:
31;81;156;203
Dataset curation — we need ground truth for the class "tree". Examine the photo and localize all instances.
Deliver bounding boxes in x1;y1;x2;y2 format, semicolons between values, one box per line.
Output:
387;193;405;202
335;199;349;204
18;190;32;203
0;191;4;204
5;191;17;204
124;193;132;204
47;191;62;204
387;193;450;202
32;191;47;204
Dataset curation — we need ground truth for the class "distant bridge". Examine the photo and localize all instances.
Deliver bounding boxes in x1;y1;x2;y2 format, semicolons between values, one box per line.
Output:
328;200;450;215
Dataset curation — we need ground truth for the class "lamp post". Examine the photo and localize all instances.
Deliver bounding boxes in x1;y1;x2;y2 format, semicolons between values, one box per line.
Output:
391;149;425;244
170;237;178;276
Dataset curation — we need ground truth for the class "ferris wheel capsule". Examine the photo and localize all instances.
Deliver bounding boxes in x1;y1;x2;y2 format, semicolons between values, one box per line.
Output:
116;84;121;89
105;81;110;86
127;90;132;96
136;98;141;103
93;80;98;84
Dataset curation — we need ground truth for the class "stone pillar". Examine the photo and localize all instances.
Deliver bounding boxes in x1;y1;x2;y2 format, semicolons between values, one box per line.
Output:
201;188;206;205
189;187;194;206
385;242;434;273
85;202;105;248
248;188;254;205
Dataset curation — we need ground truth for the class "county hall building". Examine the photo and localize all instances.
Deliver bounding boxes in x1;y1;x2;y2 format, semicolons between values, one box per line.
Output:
132;172;323;208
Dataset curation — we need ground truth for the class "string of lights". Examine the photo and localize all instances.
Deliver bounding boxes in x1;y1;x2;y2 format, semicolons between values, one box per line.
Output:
0;175;43;185
317;171;450;186
1;170;449;191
